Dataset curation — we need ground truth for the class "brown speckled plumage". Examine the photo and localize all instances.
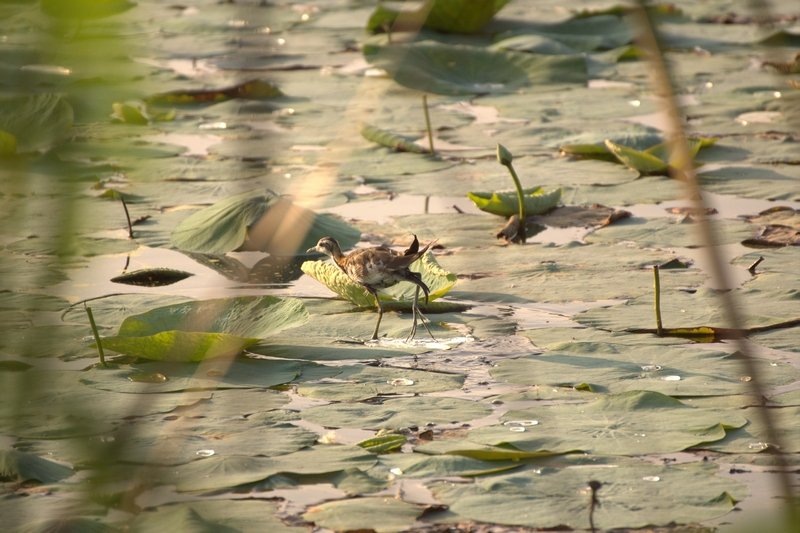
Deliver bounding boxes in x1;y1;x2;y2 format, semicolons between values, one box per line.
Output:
307;235;434;340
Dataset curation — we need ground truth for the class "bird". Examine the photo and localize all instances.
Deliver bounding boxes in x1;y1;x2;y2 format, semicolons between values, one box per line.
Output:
306;235;435;341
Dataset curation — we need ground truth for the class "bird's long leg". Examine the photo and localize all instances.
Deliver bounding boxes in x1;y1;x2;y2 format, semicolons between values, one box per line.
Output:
368;287;383;341
406;286;420;341
406;278;436;342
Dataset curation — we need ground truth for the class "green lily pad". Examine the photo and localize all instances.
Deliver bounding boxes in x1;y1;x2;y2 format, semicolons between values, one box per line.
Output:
368;0;510;34
361;123;428;153
493;14;634;53
171;189;360;255
169;444;376;492
378;453;522;478
430;459;747;529
0;449;74;483
491;346;799;397
468;390;747;455
703;406;800;454
130;501;306;533
82;359;333;397
363;40;586;95
357;434;406;454
301;396;491;430
101;296;308;362
467;187;561;217
296;365;465;401
304;497;423;533
605;139;670;175
301;251;456;309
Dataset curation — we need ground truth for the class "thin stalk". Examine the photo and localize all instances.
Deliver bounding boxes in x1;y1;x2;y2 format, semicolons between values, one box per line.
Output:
120;195;134;239
497;144;526;243
653;265;663;336
85;304;107;367
588;480;602;533
422;94;435;155
632;1;797;522
747;255;764;275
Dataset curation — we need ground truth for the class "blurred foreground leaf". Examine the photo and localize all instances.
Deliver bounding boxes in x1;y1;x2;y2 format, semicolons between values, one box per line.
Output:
102;296;308;361
171;190;360;255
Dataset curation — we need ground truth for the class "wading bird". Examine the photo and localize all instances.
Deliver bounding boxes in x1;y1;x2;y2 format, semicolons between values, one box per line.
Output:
307;235;435;341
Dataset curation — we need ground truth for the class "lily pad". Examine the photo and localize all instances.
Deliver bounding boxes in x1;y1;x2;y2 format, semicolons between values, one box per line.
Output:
493;14;634;53
605;139;669;175
429;459;747;529
301;251;456;309
363;41;586;95
467;390;747;455
0;449;73;483
467;187;561;217
169;444;377;492
361;123;428;153
304;497;424;533
101;296;308;362
491;346;799;397
296;365;465;401
368;0;510;34
130;501;306;533
301;396;492;430
171;189;360;255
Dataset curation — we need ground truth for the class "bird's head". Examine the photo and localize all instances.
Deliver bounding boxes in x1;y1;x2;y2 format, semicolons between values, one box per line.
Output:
306;236;342;258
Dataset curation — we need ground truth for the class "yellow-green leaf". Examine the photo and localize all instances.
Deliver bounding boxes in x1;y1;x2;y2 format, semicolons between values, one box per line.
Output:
605;139;669;175
467;187;561;217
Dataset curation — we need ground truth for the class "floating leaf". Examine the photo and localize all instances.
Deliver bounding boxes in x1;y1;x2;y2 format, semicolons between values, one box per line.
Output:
466;391;748;455
605;139;669;175
304;497;423;533
169;445;376;492
148;79;282;106
0;449;73;483
357;434;406;454
363;41;586;95
110;100;175;125
301;251;456;309
0;93;73;154
130;501;305;533
110;268;193;287
301;396;491;430
467;187;561;217
492;15;633;53
171;190;360;255
367;0;510;34
101;296;308;362
429;459;747;530
361;123;427;153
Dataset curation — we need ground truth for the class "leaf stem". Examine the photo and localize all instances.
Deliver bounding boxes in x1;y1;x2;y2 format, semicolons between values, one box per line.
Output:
653;265;663;336
497;144;526;243
120;195;134;239
422;94;435;155
85;304;107;367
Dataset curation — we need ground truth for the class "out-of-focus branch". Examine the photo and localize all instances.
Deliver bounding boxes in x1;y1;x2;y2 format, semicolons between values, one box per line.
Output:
630;0;798;524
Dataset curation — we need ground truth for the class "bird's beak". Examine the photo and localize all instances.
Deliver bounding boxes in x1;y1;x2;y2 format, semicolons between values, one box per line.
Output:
306;246;318;254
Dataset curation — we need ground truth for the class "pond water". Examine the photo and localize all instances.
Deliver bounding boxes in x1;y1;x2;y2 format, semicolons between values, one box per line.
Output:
1;1;799;532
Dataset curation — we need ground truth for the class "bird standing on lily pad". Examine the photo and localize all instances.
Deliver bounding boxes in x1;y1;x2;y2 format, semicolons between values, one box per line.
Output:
306;236;435;341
